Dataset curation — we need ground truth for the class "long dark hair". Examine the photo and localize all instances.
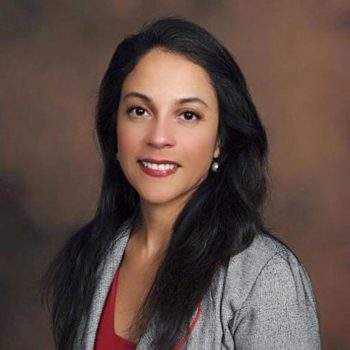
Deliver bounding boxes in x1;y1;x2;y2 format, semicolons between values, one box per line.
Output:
41;16;269;350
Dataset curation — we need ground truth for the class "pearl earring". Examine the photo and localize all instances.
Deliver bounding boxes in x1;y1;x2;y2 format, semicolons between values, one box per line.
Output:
115;152;119;161
211;159;219;172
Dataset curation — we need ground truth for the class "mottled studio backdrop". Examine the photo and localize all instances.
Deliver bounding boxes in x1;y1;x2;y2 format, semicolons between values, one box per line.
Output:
0;1;349;349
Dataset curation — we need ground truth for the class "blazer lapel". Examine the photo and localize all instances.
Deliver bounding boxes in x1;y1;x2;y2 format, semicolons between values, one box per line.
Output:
84;221;133;350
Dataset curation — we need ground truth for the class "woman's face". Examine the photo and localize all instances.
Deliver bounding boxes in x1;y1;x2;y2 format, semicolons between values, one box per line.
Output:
116;48;220;207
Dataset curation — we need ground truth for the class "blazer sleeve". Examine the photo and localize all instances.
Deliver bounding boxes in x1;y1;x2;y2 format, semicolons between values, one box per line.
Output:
229;252;321;350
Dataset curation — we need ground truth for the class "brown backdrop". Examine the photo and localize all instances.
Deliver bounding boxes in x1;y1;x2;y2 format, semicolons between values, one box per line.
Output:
1;1;349;349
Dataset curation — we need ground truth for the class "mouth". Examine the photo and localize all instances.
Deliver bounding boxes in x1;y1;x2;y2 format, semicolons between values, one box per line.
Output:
137;159;180;177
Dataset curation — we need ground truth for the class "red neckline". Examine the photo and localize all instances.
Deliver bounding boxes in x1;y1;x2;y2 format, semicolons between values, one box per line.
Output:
97;263;203;349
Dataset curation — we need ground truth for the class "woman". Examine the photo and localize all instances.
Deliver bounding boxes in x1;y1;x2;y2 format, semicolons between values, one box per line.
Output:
41;16;321;350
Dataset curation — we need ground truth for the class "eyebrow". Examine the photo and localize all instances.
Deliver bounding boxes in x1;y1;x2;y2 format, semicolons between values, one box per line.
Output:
122;91;209;108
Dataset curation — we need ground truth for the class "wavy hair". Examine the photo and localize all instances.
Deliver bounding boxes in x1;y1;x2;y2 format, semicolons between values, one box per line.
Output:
41;16;269;350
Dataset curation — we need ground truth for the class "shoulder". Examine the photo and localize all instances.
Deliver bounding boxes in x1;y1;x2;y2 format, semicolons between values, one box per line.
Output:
223;232;318;313
221;233;321;349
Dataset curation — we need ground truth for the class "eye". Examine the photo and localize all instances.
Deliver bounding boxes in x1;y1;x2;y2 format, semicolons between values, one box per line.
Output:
179;110;201;121
127;106;148;118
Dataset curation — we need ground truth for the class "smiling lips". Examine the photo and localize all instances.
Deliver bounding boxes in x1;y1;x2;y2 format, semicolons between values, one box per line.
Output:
138;159;180;177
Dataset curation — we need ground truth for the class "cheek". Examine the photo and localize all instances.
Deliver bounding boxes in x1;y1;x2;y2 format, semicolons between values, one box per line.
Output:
117;120;139;152
184;131;217;168
116;123;138;178
117;132;131;153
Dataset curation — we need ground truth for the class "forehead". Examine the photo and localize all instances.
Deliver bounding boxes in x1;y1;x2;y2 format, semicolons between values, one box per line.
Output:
121;48;217;104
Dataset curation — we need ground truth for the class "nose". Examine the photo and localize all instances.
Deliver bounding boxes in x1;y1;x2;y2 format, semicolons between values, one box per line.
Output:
144;117;176;149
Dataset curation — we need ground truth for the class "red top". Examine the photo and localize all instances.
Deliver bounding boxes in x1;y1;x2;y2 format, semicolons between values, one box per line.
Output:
94;267;137;350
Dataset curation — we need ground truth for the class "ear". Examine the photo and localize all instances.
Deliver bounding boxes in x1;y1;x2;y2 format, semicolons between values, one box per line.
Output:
214;138;221;158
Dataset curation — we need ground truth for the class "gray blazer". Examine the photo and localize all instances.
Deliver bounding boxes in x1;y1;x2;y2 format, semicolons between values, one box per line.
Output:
75;220;321;349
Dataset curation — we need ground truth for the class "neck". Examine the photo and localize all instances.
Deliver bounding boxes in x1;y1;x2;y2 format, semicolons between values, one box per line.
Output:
132;196;189;258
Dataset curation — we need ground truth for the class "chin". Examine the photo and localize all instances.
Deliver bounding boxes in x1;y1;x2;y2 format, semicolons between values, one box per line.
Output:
138;188;191;207
140;194;178;206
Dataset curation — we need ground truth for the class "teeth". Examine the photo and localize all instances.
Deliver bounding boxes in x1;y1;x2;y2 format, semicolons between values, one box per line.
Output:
141;161;178;171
